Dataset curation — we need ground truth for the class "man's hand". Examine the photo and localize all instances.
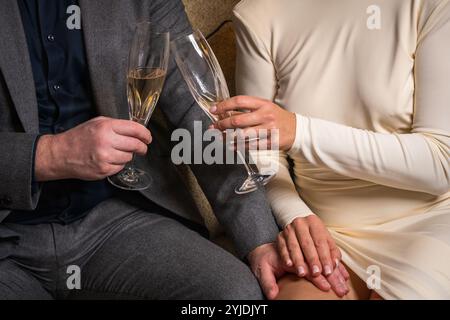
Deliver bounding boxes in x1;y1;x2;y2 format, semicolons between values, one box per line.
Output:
248;240;350;300
247;242;290;300
35;116;152;182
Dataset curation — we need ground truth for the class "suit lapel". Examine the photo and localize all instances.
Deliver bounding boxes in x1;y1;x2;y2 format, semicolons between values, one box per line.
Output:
79;0;132;120
0;0;39;133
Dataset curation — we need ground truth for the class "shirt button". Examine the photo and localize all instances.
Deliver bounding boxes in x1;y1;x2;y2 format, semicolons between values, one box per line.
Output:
53;84;61;91
47;34;55;42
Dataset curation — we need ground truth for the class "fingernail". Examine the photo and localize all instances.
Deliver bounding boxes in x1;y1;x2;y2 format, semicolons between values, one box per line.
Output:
286;260;293;267
298;266;306;277
312;265;320;275
335;258;340;268
324;265;332;276
210;106;217;113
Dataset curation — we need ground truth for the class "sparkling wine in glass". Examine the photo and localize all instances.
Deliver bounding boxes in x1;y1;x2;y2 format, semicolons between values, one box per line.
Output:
171;30;275;194
108;22;170;191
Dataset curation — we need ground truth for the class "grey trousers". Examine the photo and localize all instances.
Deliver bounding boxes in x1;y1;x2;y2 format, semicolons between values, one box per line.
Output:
0;198;263;300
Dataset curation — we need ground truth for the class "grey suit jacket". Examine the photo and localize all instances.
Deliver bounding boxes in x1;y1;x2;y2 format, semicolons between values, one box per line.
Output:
0;0;278;258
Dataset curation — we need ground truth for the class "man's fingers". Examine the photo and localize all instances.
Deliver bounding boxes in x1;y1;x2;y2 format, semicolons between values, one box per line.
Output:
277;233;293;267
337;272;349;294
308;274;331;292
258;265;279;300
107;150;134;165
338;262;351;280
213;96;266;115
111;120;152;144
326;268;348;297
112;136;148;155
329;240;343;266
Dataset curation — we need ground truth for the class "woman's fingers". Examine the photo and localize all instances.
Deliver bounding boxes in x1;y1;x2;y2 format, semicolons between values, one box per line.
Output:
293;221;322;277
214;111;265;131
276;233;292;267
284;226;308;277
212;96;266;115
309;225;334;276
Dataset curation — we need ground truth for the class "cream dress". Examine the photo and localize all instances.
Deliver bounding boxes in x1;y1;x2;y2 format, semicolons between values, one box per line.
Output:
233;0;450;299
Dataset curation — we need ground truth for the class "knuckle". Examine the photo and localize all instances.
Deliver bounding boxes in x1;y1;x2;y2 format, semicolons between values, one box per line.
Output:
97;119;110;131
230;117;240;127
277;233;284;243
268;122;277;130
314;238;327;248
98;164;111;176
264;113;276;122
139;143;148;154
95;149;109;163
146;130;152;141
125;153;133;162
235;95;247;105
293;218;304;228
301;238;312;248
287;244;297;255
285;224;293;232
306;215;319;223
215;121;223;130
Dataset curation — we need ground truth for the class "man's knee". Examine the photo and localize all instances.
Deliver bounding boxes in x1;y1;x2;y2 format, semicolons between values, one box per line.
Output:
209;265;264;300
0;260;53;300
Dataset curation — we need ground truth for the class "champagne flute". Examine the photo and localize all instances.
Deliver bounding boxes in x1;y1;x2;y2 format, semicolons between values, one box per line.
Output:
108;22;170;191
171;30;275;194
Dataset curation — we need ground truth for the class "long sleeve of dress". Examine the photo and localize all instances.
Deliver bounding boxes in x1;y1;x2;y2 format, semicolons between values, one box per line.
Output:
233;10;315;228
289;8;450;196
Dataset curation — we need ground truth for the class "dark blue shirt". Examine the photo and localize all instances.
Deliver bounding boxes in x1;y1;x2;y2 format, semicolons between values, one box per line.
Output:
6;0;115;224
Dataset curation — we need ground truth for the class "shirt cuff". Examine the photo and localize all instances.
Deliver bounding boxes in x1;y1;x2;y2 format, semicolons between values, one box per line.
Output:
287;113;314;158
31;134;43;194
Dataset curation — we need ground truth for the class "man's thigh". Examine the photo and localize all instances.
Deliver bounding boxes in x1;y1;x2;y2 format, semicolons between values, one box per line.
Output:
64;208;263;300
0;260;53;300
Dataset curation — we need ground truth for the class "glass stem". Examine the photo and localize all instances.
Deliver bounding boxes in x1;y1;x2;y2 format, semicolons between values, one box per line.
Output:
125;153;137;173
237;150;257;177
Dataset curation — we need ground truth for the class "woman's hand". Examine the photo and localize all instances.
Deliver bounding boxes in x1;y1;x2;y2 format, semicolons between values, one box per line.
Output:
277;215;351;297
210;96;297;151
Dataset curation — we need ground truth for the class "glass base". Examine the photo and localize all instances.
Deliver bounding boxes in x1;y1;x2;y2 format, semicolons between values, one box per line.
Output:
108;168;152;191
234;172;275;195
